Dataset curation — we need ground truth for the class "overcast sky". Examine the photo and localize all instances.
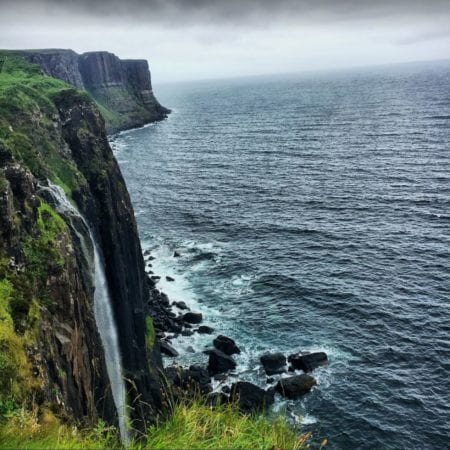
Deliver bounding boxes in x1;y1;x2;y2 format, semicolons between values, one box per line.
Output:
1;0;449;83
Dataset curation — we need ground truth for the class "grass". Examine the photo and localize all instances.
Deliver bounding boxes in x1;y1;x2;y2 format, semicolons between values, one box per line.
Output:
0;401;309;450
0;52;87;197
145;316;156;350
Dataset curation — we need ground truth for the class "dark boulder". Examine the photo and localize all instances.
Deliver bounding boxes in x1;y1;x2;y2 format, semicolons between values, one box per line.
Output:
276;374;316;399
173;251;181;257
288;352;328;372
186;365;212;394
208;349;236;375
160;341;179;357
174;301;188;310
183;312;203;324
197;325;214;334
213;335;240;355
181;330;194;337
166;365;212;394
260;352;286;375
166;276;175;282
230;382;274;413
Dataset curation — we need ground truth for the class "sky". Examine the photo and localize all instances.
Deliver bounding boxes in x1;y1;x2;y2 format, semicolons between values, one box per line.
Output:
1;0;449;83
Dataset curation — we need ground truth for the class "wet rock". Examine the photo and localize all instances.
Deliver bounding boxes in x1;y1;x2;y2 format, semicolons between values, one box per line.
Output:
213;335;240;355
151;275;161;281
214;373;228;382
181;330;194;337
222;385;231;394
260;352;287;375
173;251;181;257
197;325;214;334
160;341;179;357
276;374;316;399
288;352;328;372
166;275;175;282
208;349;236;375
173;301;188;310
266;377;275;384
230;382;275;413
183;312;203;324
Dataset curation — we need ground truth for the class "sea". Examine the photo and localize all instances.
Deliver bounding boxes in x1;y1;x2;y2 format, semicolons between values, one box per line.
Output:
111;60;450;449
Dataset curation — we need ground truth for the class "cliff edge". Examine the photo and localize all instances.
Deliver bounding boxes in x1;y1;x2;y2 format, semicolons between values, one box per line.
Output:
0;53;164;433
10;49;170;134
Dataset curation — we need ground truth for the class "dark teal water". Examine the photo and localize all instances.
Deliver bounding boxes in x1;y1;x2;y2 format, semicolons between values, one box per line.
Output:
112;61;450;449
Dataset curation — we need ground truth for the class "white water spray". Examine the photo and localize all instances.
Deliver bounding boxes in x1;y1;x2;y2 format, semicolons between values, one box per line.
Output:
40;182;130;445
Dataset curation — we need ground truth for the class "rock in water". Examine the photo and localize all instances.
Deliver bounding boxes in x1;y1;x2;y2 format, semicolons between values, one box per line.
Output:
208;349;237;375
183;312;203;324
213;335;241;355
230;382;275;413
288;352;328;372
260;352;287;375
276;374;317;399
197;325;215;334
159;341;179;357
173;301;188;310
166;276;175;282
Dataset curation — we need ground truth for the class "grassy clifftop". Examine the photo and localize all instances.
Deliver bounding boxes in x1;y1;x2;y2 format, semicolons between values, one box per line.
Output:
0;53;87;196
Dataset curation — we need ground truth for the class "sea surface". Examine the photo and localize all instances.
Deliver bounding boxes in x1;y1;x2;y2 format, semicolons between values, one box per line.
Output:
112;61;450;449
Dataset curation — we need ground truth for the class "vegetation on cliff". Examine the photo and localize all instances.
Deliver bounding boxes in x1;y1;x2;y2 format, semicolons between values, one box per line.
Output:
0;400;308;450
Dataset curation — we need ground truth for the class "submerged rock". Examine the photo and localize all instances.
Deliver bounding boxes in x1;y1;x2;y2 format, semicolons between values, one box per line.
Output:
197;325;214;334
166;275;175;282
288;352;328;372
276;374;316;399
173;251;181;257
230;381;275;413
183;312;203;324
208;349;236;375
213;335;240;355
260;352;287;375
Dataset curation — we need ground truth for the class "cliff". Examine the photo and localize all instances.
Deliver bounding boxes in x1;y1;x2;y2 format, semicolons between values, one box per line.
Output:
0;53;164;431
11;49;170;134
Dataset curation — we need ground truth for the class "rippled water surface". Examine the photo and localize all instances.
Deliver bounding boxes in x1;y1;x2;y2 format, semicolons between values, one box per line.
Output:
113;62;450;449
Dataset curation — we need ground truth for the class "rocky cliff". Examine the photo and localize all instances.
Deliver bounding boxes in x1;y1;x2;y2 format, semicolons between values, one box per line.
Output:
13;49;170;134
0;53;165;432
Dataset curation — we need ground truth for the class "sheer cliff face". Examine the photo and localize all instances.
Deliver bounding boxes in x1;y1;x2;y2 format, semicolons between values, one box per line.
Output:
18;49;170;134
0;55;164;429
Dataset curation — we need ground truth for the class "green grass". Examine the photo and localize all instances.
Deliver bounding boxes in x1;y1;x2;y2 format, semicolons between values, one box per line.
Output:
0;52;87;197
0;401;309;450
145;316;155;350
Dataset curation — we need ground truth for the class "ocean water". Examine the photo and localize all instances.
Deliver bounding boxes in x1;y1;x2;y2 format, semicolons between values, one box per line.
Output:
112;61;450;449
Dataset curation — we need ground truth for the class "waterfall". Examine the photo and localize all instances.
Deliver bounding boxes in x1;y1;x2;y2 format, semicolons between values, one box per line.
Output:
39;182;130;445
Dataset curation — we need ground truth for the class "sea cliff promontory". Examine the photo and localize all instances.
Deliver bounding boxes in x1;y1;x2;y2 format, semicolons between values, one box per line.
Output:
9;49;170;133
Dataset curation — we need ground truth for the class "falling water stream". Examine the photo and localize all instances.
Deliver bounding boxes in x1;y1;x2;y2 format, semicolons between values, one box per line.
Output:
39;182;130;445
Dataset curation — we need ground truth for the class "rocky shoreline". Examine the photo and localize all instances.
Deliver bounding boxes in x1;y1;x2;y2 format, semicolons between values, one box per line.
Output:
143;248;328;414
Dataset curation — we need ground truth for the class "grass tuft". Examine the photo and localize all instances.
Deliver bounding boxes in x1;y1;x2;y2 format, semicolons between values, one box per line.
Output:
0;400;309;449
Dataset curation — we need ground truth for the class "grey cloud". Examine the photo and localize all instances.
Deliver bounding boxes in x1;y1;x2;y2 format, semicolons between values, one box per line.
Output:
2;0;450;26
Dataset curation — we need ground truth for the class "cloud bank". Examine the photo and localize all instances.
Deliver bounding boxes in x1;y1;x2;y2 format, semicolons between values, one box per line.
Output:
1;0;449;82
